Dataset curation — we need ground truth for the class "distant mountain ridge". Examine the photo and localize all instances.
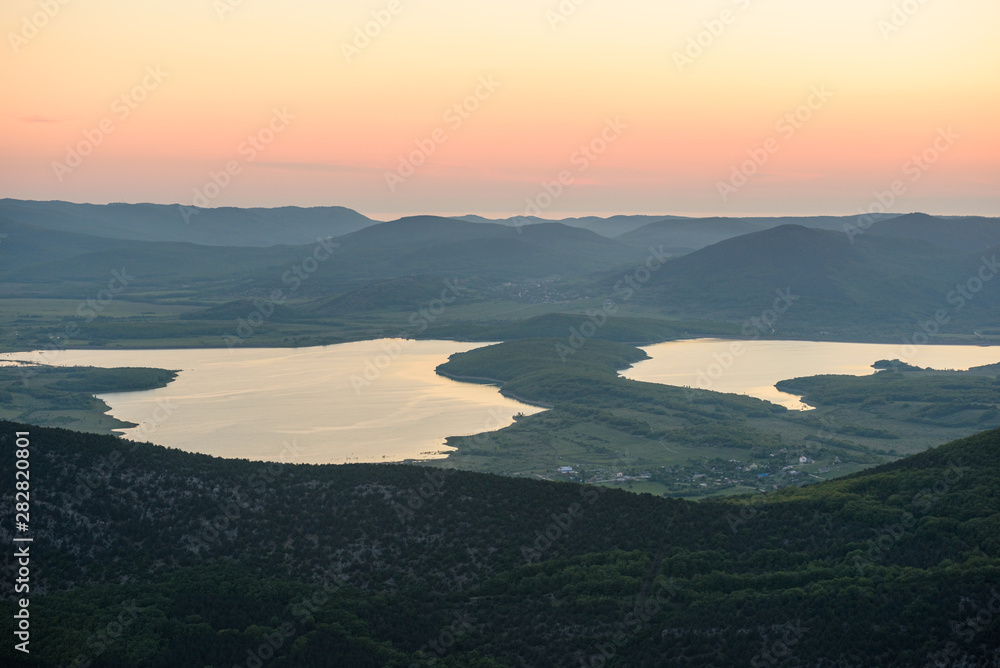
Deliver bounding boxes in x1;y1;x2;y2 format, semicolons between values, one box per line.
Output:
326;216;643;279
3;201;997;339
617;213;902;253
866;212;1000;251
0;214;649;292
5;199;987;253
453;213;685;237
0;198;377;247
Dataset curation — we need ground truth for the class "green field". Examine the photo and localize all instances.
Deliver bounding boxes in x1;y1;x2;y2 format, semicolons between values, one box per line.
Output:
0;363;177;434
409;338;1000;497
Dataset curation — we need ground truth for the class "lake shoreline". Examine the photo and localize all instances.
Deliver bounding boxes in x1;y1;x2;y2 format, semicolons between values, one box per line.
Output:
434;370;556;409
2;330;998;357
0;341;544;466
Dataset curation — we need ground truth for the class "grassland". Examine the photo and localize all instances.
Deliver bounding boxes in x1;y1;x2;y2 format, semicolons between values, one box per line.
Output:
419;338;1000;497
2;292;998;499
0;363;177;434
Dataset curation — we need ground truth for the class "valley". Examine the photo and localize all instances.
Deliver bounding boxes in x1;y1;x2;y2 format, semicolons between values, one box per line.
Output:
3;202;1000;498
7;6;999;664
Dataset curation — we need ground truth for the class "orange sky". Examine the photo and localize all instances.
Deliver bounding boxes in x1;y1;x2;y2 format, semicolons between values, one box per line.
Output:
2;0;998;218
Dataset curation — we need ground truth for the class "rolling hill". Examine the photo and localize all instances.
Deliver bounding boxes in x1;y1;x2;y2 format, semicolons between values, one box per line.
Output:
0;217;148;274
4;202;999;344
628;224;1000;333
616;214;901;254
866;212;1000;251
1;214;650;300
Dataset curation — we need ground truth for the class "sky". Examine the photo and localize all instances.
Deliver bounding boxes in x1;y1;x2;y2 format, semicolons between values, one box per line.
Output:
2;0;998;219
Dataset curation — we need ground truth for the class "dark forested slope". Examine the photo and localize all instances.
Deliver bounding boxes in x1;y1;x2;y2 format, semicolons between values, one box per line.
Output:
0;422;998;666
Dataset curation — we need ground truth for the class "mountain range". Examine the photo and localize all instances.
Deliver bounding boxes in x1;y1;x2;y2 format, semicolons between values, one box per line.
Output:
2;201;998;339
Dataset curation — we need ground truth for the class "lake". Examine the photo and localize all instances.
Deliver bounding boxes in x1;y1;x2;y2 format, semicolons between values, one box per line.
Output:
620;339;1000;409
5;338;998;463
1;340;543;465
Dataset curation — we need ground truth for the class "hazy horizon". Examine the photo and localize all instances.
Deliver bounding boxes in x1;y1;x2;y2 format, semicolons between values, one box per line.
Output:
1;195;991;224
3;1;997;217
3;2;1000;663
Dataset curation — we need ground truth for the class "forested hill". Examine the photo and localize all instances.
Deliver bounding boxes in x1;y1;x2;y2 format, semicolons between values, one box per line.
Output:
1;421;998;666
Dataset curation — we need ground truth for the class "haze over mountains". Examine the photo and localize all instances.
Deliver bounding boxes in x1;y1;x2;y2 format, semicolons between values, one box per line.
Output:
631;224;1000;327
615;214;900;254
0;198;375;247
5;198;997;252
866;212;1000;251
453;213;685;237
3;201;999;666
2;200;999;338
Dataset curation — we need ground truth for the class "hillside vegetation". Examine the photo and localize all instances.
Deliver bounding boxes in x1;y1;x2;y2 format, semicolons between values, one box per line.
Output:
428;339;1000;493
1;421;997;666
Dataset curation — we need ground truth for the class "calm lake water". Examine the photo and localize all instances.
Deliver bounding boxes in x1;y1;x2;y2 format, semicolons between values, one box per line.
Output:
620;339;1000;409
1;340;543;465
6;339;998;462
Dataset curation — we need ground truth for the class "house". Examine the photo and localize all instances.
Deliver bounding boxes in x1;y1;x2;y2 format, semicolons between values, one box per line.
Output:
799;456;813;464
557;466;574;474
